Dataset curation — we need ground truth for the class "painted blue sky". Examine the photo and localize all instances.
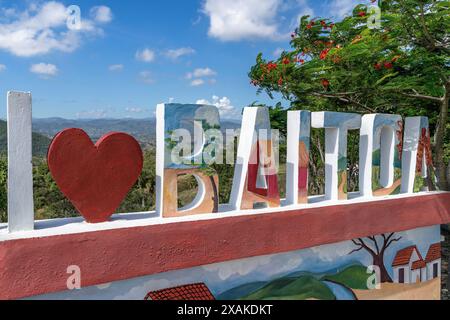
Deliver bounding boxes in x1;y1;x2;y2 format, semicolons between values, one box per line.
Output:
0;0;366;119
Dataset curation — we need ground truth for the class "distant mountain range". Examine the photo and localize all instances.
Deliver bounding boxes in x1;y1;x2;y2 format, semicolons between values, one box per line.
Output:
0;118;242;156
33;118;158;150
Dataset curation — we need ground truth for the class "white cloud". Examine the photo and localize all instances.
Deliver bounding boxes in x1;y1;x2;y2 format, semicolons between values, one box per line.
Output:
108;64;124;72
310;240;356;262
273;47;285;57
125;107;147;113
186;67;217;79
328;0;361;18
203;256;272;280
0;2;112;57
76;109;109;119
293;0;315;29
90;6;113;23
30;63;58;77
139;70;154;84
186;67;217;86
96;283;112;290
196;95;238;118
0;64;6;72
165;47;195;60
1;7;17;19
190;78;205;87
203;0;283;41
297;0;315;17
135;48;155;63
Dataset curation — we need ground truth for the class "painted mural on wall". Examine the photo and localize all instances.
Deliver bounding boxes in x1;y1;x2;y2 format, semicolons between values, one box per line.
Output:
30;226;441;300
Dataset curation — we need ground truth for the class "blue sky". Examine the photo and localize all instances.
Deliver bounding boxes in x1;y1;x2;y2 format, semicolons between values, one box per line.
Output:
0;0;365;119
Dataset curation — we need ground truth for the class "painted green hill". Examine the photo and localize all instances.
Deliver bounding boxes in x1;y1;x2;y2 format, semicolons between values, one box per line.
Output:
241;275;335;300
0;120;51;156
321;265;371;290
216;262;370;300
216;281;268;300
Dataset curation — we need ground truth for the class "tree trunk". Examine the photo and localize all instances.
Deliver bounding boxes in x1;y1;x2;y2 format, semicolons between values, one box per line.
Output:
434;83;449;191
373;254;393;283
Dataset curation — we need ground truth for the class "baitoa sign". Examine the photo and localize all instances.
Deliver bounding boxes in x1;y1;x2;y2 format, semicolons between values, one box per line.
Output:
153;104;436;219
0;93;449;301
46;103;438;223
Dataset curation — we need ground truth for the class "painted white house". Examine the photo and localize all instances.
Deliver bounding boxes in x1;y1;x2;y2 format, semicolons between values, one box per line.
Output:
425;243;441;280
392;243;441;284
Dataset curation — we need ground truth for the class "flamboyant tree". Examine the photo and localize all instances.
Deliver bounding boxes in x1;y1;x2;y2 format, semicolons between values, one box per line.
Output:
249;0;450;190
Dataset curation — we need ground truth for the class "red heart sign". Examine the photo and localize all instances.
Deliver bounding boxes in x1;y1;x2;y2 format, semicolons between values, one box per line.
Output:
47;129;143;223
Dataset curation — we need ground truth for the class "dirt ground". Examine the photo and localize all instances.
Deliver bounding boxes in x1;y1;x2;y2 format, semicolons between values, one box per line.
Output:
355;278;441;300
442;227;449;300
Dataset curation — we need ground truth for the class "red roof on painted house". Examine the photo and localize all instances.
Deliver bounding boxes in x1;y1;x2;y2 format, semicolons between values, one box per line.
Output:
144;283;215;300
425;243;441;263
411;260;426;270
392;246;423;267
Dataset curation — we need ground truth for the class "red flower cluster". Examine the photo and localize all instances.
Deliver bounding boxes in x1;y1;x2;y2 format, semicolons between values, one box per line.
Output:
374;56;400;70
320;48;331;60
282;57;290;65
306;20;334;30
267;62;278;71
358;11;366;17
278;77;283;86
321;79;330;88
374;62;393;70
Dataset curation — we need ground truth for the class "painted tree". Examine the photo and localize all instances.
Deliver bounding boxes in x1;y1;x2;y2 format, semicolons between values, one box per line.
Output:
349;233;402;283
249;0;450;190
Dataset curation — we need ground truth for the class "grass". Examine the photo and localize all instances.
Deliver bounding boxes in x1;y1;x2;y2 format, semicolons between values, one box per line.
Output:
321;265;371;290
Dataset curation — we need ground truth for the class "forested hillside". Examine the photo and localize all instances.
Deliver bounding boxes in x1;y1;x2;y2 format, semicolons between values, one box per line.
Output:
0;120;51;156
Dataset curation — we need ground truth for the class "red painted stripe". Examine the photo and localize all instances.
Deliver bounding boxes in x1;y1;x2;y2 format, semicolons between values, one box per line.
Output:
0;193;449;300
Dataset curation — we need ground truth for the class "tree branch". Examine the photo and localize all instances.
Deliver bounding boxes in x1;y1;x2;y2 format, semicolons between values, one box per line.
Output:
348;246;365;255
399;91;443;103
367;236;380;255
386;236;403;248
350;238;377;257
311;92;376;113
